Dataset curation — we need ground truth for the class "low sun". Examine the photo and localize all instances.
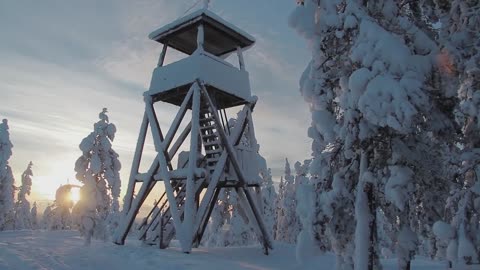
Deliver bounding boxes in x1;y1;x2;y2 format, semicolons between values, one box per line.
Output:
70;188;81;204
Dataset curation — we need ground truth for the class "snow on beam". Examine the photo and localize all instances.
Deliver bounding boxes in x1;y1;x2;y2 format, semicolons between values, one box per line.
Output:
151;168;206;181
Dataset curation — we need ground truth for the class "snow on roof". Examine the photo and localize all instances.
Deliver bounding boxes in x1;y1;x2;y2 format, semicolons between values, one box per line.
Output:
148;9;256;56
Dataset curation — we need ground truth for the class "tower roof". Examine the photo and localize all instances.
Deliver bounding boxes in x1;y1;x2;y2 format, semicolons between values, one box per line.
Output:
149;9;256;56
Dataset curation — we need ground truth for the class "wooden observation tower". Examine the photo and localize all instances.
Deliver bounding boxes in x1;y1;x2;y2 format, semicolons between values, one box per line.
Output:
113;6;273;254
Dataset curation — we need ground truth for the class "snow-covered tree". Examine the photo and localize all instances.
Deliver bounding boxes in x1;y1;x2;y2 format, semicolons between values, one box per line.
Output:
203;189;230;247
0;119;15;230
42;185;77;230
296;169;318;265
290;1;457;269
260;168;277;239
432;1;480;267
42;204;55;230
14;161;34;229
31;201;38;229
275;176;285;241
74;108;121;244
276;159;298;243
224;191;255;247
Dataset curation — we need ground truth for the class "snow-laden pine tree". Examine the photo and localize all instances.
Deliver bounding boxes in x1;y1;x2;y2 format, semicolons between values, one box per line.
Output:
42;204;54;230
275;176;285;241
224;191;255;247
260;167;277;239
74;108;121;244
31;201;38;229
0;119;15;230
203;189;230;247
432;1;480;267
290;1;456;269
276;159;298;243
14;161;34;229
296;167;318;265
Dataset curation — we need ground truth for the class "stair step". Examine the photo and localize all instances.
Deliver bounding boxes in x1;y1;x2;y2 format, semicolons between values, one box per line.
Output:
204;140;221;147
207;156;220;161
202;132;218;139
200;125;216;131
200;116;214;122
206;148;223;155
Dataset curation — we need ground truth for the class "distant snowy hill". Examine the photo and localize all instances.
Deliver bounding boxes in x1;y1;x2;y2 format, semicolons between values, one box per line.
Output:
0;230;449;270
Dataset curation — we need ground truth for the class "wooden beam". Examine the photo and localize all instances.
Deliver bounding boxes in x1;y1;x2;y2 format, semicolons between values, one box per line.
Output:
158;151;184;247
153;168;205;181
193;152;227;235
113;155;159;245
183;85;201;253
237;46;245;71
194;187;221;247
145;96;173;171
163;86;194;151
123;111;149;212
157;43;168;67
197;24;205;51
168;121;192;159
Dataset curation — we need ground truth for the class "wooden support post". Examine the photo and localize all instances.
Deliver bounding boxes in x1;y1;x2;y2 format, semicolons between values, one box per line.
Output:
168;122;192;158
183;84;201;253
197;25;205;51
237;47;245;71
158;152;183;245
246;111;259;152
123;112;149;212
157;44;168;67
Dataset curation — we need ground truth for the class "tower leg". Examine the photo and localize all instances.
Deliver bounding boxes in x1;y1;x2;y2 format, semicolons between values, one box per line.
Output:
113;169;156;244
182;84;201;253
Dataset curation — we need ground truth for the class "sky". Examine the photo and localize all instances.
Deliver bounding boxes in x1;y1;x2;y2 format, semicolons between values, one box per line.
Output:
0;0;312;208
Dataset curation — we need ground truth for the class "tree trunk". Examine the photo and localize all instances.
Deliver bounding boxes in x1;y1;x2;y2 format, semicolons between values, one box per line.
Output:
366;182;381;270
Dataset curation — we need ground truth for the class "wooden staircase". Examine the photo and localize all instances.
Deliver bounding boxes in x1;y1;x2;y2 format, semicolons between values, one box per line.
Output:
138;96;234;248
199;107;224;174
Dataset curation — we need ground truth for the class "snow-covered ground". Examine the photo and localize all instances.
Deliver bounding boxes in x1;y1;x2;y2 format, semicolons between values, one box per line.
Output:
0;230;447;270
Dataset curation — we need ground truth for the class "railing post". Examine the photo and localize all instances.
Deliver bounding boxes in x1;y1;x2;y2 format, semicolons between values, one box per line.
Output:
237;46;245;71
197;25;205;52
157;44;168;67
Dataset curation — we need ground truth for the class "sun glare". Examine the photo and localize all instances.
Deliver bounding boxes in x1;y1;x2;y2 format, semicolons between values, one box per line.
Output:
70;188;81;204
